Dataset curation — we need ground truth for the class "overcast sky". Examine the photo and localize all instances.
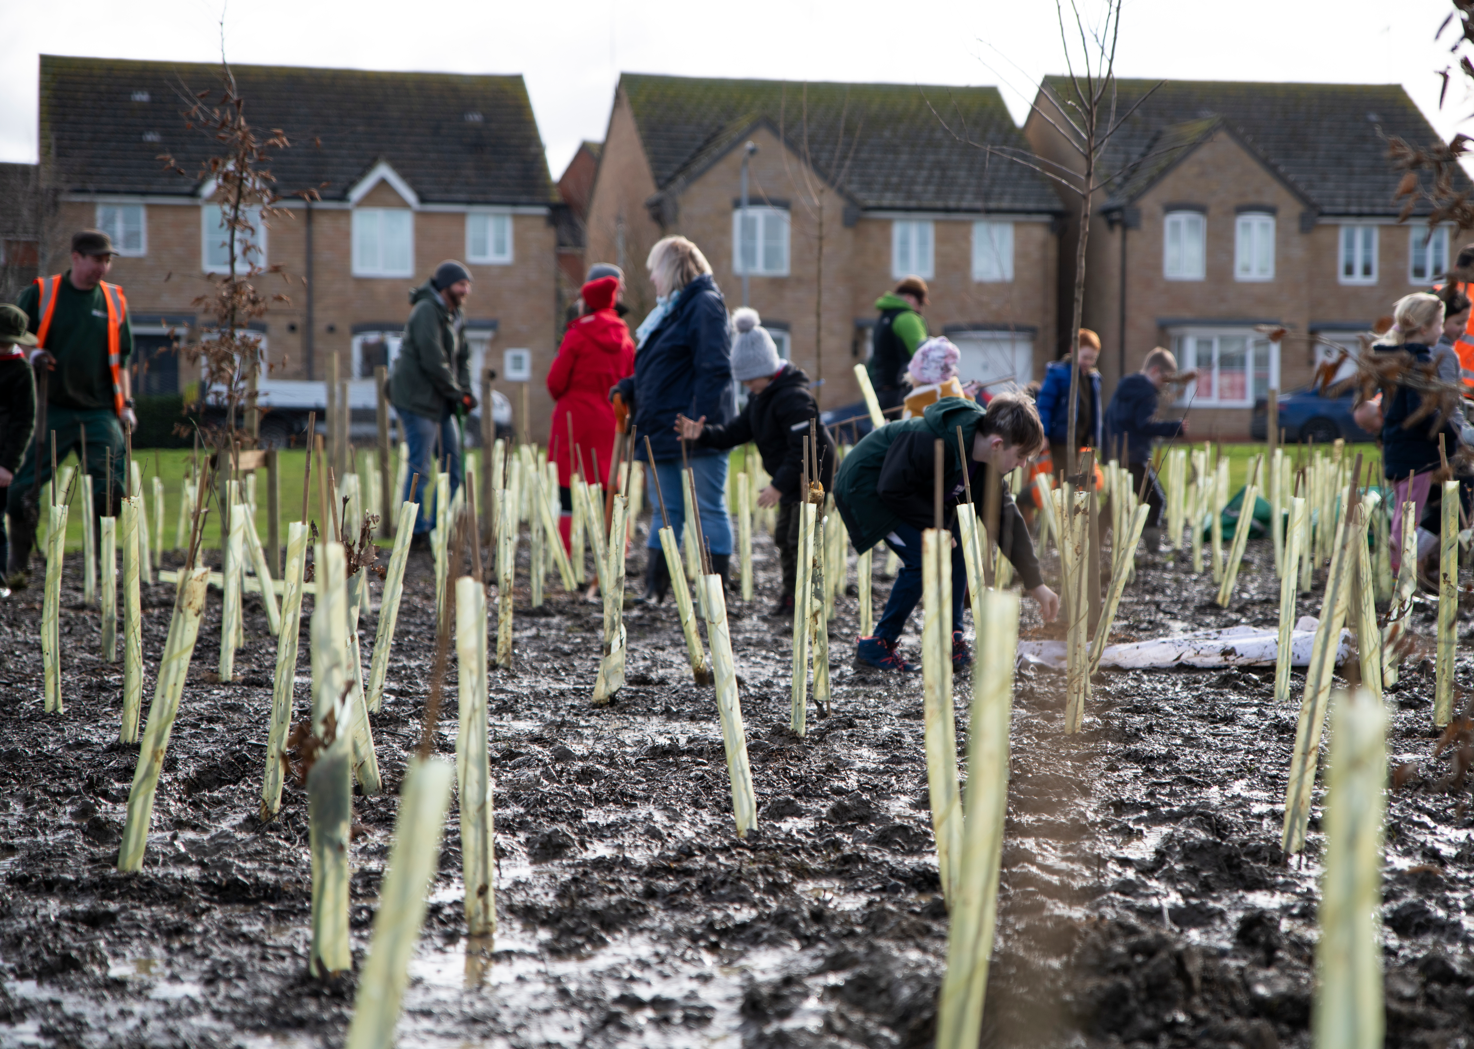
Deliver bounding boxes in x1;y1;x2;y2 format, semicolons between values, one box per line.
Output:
2;0;1471;180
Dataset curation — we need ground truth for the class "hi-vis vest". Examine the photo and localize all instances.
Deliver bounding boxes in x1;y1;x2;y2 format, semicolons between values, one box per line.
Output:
1436;280;1474;387
33;275;128;417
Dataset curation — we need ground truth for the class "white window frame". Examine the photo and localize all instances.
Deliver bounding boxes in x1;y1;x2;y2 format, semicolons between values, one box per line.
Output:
892;219;935;280
1170;329;1279;408
96;203;146;257
769;329;791;360
350;331;403;381
352;208;415;278
201;204;266;274
1410;225;1450;284
971;221;1014;282
1338;225;1378;285
731;206;791;277
465;211;513;265
1234;212;1275;282
1163;211;1206;281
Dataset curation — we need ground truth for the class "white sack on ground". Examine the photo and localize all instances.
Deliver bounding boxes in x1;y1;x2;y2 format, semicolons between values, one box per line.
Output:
1017;617;1352;670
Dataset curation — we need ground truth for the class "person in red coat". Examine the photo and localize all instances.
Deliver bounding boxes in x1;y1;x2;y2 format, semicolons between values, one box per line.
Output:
548;272;636;553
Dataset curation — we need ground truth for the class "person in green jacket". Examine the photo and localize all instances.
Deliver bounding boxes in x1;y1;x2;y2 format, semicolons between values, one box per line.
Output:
866;276;929;413
388;260;476;545
833;394;1059;672
8;229;132;585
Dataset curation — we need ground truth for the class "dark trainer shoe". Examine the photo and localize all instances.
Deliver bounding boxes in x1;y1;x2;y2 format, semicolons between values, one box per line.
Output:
856;635;917;673
952;630;972;671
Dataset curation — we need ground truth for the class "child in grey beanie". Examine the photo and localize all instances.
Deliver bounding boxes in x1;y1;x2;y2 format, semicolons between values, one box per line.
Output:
730;307;782;381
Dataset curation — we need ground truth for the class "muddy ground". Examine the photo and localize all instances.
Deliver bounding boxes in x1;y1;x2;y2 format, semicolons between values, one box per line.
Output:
0;512;1472;1049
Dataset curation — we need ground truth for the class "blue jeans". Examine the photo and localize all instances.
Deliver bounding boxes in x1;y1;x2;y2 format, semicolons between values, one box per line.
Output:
645;454;732;556
873;520;967;643
399;406;462;535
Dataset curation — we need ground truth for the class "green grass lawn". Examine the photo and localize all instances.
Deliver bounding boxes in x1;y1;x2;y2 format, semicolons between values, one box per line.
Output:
1176;441;1383;494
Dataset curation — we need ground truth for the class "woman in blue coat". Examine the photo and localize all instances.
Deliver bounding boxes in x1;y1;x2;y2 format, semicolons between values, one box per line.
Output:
618;236;737;602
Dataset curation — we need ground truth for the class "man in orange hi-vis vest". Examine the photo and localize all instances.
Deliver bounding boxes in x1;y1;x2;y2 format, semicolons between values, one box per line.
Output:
1438;242;1474;388
6;229;134;585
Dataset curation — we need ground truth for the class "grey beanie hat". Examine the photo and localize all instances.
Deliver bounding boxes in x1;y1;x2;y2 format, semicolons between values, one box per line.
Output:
586;262;623;283
730;307;781;381
433;259;472;290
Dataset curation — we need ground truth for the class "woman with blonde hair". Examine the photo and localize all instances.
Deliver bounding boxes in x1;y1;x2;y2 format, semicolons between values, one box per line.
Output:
615;235;737;601
1374;291;1459;570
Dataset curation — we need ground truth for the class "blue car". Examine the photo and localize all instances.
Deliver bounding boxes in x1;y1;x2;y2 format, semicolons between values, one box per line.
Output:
1252;385;1377;444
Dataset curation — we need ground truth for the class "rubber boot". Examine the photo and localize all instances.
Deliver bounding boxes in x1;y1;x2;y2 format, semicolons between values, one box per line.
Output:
637;551;670;605
557;512;573;556
6;511;35;588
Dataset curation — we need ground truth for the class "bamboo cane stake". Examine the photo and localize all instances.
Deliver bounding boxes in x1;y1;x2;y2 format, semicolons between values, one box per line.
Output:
1436;479;1459;726
1353;501;1384;702
101;514;117;661
1275;497;1307;705
1089;504;1149;676
309;542;353;977
455;576;495;936
41;499;67;713
592;494;629;705
343;756;454;1049
1216;464;1260;607
703;573;758;837
921;527;962;906
852;362;886;430
262;521;309;819
365;500;418;712
117;565;210;870
1283;493;1360;855
738;471;753;601
936;588;1018;1049
1312;688;1387;1049
494;488;515;668
1382;498;1418;688
790;500;816;737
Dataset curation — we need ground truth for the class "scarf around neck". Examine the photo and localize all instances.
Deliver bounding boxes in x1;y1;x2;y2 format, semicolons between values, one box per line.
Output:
634;289;682;349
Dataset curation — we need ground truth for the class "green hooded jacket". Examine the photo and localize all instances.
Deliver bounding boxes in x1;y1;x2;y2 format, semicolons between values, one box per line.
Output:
833;397;987;555
865;292;927;390
388;280;471;420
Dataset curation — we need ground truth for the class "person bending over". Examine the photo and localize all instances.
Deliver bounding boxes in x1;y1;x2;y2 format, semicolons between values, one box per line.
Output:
833;393;1059;673
676;307;833;616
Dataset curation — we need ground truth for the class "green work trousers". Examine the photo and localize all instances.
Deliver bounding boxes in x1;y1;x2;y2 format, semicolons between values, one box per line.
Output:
6;405;128;521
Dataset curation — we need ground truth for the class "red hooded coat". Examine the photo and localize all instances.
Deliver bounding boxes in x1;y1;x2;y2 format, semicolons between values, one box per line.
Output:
547;276;636;487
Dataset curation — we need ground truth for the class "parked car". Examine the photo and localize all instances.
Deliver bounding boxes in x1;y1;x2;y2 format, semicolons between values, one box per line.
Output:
1252;385;1377;444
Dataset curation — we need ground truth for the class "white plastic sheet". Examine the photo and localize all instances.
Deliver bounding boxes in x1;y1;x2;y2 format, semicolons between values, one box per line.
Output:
1017;616;1352;671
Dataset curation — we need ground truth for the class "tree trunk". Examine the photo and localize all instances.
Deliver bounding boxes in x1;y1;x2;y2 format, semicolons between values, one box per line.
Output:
1064;147;1095;478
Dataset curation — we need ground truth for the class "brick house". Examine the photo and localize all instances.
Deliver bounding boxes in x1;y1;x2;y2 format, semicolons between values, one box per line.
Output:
37;55;562;441
583;74;1062;411
0;162;42;303
556;141;602;295
1025;78;1474;440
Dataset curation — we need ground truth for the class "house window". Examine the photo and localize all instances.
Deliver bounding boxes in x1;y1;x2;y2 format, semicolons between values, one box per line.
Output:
1339;225;1378;284
892;220;934;279
351;331;403;380
1171;331;1277;408
97;204;146;257
466;212;512;265
972;221;1014;282
353;208;414;277
1234;213;1274;281
201;204;265;273
732;206;790;276
770;329;791;360
1163;211;1205;280
1410;226;1449;284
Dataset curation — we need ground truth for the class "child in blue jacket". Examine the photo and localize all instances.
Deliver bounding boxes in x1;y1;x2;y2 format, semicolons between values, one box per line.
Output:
1104;347;1188;551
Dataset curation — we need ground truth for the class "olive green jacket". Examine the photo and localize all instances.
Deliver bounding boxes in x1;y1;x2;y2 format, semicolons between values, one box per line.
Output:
388;281;470;419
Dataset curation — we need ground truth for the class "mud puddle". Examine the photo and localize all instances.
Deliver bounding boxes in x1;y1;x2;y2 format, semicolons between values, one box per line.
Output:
1;523;1472;1047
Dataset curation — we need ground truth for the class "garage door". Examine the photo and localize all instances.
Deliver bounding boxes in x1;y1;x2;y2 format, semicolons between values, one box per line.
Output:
949;331;1034;394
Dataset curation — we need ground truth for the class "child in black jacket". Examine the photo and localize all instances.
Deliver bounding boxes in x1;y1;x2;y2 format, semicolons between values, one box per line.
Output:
1104;347;1187;550
676;308;833;614
0;304;38;590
